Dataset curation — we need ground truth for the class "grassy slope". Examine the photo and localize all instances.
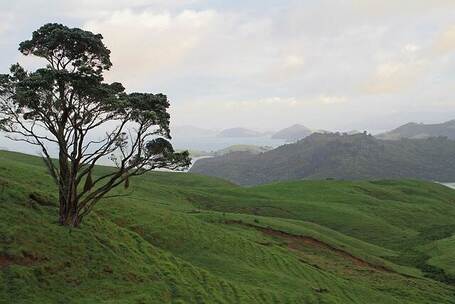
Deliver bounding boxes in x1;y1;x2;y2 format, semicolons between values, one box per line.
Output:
0;150;455;303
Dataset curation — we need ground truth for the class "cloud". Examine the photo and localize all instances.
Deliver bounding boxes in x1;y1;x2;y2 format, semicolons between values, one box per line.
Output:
319;95;347;105
84;9;218;88
363;60;427;94
0;0;201;20
169;93;349;130
0;12;14;36
282;55;305;70
432;26;455;55
402;44;420;53
362;22;455;96
351;0;455;17
1;0;455;134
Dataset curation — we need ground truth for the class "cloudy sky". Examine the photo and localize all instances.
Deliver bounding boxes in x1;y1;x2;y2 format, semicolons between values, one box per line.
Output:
1;0;455;133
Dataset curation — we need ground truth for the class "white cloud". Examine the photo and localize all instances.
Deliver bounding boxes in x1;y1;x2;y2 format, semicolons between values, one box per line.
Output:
319;95;347;105
433;26;455;55
363;60;427;94
402;44;420;53
351;0;455;17
0;12;14;36
84;9;218;88
283;55;305;69
1;0;455;134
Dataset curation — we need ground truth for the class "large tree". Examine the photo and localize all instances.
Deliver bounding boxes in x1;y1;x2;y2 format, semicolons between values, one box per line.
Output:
0;24;190;227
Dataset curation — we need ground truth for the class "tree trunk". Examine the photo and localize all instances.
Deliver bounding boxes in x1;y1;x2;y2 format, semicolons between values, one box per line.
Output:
58;150;81;228
59;208;81;227
58;149;70;226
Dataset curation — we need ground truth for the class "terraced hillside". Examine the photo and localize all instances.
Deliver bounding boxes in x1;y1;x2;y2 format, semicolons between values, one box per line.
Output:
1;150;455;303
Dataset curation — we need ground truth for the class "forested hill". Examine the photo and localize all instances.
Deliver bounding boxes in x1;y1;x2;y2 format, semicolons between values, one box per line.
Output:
190;133;455;185
377;120;455;140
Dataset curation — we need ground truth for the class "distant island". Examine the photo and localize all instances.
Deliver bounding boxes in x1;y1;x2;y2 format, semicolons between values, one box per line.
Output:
271;124;313;141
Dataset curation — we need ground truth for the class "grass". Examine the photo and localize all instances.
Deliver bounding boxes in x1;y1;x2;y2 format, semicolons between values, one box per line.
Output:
0;150;455;303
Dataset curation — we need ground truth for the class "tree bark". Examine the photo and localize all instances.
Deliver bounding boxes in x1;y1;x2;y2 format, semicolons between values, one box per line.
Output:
59;206;81;227
58;149;81;227
58;149;69;225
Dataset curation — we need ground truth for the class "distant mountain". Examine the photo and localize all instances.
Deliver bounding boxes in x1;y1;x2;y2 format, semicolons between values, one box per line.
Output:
217;127;265;138
271;124;312;141
377;120;455;140
190;132;455;185
171;125;218;137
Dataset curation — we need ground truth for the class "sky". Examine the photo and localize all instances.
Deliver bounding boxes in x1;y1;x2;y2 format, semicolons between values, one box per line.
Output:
1;0;455;133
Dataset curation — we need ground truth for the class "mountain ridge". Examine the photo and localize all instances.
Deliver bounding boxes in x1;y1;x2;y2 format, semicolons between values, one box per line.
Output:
190;132;455;185
377;120;455;140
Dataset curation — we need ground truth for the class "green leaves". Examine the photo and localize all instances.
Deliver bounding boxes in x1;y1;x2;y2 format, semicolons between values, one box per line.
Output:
146;138;174;156
19;23;112;75
126;93;171;138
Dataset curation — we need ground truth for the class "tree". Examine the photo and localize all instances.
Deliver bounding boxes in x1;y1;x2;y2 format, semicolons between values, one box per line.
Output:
0;23;191;227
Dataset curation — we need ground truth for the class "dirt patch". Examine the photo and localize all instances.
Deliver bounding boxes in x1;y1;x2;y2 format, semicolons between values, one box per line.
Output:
225;220;392;273
0;255;13;268
0;253;41;268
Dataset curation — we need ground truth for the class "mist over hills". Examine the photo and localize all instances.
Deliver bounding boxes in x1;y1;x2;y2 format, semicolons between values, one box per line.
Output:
377;120;455;140
171;125;219;138
217;127;267;138
171;124;314;142
190;132;455;185
169;119;454;157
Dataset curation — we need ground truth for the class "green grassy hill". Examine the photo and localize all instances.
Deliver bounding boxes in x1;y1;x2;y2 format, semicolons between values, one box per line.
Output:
1;150;455;303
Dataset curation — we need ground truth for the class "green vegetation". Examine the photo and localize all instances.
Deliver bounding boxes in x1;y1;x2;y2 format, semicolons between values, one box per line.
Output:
377;119;455;140
191;132;455;185
1;150;455;303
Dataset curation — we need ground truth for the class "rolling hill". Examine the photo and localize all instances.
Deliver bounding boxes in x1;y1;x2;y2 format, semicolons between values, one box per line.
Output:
377;120;455;140
1;150;455;303
190;132;455;185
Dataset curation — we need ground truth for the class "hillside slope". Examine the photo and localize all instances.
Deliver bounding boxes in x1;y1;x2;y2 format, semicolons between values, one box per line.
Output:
190;133;455;185
1;150;455;303
377;120;455;140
